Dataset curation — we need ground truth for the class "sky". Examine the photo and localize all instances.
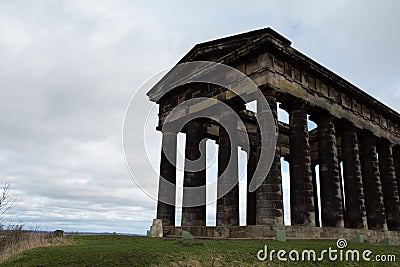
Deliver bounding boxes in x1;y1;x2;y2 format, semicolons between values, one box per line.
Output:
1;0;400;234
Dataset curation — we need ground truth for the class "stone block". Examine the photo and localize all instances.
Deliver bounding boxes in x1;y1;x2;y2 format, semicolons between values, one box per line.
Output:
350;234;364;243
149;219;163;238
276;230;286;242
379;238;392;246
182;230;195;240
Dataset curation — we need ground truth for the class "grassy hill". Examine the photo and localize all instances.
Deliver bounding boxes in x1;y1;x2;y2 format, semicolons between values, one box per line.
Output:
1;235;399;266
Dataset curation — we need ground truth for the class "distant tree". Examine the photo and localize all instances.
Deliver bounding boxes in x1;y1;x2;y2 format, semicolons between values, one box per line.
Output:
0;182;15;220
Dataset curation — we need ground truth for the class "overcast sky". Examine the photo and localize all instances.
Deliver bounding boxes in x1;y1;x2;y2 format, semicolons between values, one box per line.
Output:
1;1;400;234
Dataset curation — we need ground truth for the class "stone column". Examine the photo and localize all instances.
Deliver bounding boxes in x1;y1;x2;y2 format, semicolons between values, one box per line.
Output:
156;130;177;226
314;114;344;227
216;112;239;226
311;164;320;227
285;101;315;226
393;145;400;195
377;139;400;231
255;92;283;226
341;128;367;229
181;121;206;226
359;132;387;230
246;142;258;225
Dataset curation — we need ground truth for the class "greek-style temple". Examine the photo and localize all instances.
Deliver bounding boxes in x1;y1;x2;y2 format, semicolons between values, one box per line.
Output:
147;28;400;242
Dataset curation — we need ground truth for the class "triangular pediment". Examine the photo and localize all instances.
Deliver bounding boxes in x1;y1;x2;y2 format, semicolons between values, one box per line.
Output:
179;27;291;63
147;27;290;101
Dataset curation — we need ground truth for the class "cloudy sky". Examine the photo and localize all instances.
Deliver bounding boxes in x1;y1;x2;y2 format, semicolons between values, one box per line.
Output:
1;1;400;234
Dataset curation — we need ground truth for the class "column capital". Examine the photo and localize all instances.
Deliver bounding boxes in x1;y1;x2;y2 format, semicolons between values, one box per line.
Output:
336;120;360;135
360;129;375;137
160;128;178;136
280;99;309;113
258;92;277;111
309;110;335;125
378;137;394;148
160;119;183;135
183;119;207;138
261;89;280;99
184;119;203;129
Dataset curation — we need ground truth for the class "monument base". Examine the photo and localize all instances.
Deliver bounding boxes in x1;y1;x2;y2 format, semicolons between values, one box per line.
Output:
163;225;400;244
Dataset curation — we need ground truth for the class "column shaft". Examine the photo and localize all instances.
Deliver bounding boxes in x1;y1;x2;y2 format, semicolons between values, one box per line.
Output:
157;131;177;226
255;93;283;226
342;130;367;229
288;103;315;225
246;143;258;225
360;133;386;230
316;115;344;227
216;112;239;226
378;140;400;231
181;121;206;226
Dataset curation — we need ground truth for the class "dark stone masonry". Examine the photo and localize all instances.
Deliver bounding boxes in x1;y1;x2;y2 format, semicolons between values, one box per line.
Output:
147;28;400;243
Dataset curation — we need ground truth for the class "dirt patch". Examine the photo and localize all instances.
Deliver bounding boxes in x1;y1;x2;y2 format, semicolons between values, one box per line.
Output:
169;258;202;267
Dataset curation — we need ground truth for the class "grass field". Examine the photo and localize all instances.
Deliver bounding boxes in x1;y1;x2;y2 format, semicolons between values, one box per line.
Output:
1;235;399;266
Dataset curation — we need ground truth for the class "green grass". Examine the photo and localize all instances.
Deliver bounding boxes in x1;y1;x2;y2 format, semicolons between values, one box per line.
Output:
1;235;399;266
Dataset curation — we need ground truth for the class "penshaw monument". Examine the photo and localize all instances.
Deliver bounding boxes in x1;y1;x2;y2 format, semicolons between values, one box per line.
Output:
146;28;400;243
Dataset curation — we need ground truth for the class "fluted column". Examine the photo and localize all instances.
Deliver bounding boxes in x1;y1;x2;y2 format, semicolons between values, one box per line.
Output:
341;128;367;229
360;132;387;230
285;101;315;226
314;114;344;227
377;139;400;231
157;130;177;226
216;112;239;226
255;92;283;226
181;121;206;226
